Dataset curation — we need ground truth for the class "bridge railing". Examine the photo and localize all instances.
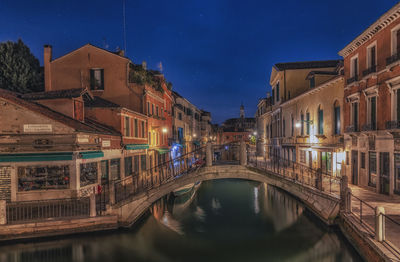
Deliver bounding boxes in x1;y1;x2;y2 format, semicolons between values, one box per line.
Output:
6;197;91;224
247;150;340;195
114;147;206;204
347;190;400;256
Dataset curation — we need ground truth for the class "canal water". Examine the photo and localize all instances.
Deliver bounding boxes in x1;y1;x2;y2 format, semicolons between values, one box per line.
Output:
0;179;362;262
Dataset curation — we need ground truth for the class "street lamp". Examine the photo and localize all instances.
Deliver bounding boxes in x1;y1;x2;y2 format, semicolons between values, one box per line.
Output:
295;120;313;128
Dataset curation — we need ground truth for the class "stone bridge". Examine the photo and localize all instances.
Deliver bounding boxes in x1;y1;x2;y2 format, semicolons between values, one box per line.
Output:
114;162;341;227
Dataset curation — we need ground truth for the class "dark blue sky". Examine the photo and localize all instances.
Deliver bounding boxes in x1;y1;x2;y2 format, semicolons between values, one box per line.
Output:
0;0;398;123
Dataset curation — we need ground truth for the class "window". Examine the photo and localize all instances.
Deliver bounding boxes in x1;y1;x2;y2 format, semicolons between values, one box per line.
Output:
141;121;145;138
346;151;349;165
291;115;294;136
321;152;332;173
282;118;286;137
367;96;377;130
271;89;275;105
300;150;306;164
306;112;310;135
134;119;138;137
276;82;280;102
134;156;139;175
147;102;150;115
90;69;104;90
391;27;400;56
310;77;315;89
351;102;359;131
110;159;121;180
100;160;109;184
301;113;304;136
80;162;98;186
334;101;341;135
350;56;358;79
156;106;159;116
178;112;182;120
124;157;133;176
361;152;366;169
140;155;147;172
124;117;130;136
318;106;323;135
18;165;70;191
367;44;377;69
152;104;154;115
148;132;151;144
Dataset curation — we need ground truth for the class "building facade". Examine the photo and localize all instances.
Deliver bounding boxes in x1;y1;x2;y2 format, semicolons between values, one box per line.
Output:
256;60;345;176
340;3;400;195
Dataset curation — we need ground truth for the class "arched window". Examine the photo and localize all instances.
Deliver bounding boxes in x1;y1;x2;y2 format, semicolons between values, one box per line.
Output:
318;105;324;135
334;100;340;134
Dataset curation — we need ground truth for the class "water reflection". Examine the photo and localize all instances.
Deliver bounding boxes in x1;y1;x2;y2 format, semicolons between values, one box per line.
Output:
0;179;362;262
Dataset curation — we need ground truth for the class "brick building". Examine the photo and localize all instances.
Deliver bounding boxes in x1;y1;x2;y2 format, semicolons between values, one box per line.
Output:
340;3;400;195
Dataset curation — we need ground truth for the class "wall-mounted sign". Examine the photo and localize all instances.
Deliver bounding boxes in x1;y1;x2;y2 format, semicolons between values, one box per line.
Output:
23;124;52;133
102;140;111;147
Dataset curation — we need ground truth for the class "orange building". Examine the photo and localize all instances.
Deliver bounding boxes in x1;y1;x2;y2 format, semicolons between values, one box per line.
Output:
42;43;173;179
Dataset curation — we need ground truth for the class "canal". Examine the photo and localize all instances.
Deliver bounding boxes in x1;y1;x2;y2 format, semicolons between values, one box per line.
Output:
0;179;362;262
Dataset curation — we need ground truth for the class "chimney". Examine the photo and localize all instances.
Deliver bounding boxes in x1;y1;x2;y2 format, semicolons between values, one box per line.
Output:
44;45;52;91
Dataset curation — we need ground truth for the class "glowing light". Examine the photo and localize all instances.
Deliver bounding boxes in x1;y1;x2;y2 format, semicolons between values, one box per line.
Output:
295;122;301;128
253;131;257;135
162;128;167;133
193;134;197;137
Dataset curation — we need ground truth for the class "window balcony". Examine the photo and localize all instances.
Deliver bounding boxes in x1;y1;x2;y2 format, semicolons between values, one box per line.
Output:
345;125;359;133
346;75;358;85
386;120;400;130
386;53;400;66
362;65;376;77
361;123;376;131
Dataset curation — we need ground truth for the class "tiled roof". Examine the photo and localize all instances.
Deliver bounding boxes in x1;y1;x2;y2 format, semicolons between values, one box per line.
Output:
274;60;342;71
0;88;119;136
84;96;120;108
21;88;92;100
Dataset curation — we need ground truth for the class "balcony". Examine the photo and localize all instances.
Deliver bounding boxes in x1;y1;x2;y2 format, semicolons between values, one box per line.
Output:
362;65;376;77
361;123;376;131
386;120;400;130
346;75;358;85
345;125;359;133
386;53;400;66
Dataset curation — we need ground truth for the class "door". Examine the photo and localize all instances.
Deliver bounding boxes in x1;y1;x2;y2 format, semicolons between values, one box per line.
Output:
351;150;358;185
380;152;390;195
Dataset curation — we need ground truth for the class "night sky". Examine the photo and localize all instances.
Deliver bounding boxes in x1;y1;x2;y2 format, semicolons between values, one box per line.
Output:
0;0;398;123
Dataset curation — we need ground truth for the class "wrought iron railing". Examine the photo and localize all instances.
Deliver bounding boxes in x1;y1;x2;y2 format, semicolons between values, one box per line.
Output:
362;65;377;76
361;123;376;131
345;125;358;133
114;147;206;204
247;149;340;195
387;53;400;66
386;120;400;130
6;198;90;224
347;75;358;85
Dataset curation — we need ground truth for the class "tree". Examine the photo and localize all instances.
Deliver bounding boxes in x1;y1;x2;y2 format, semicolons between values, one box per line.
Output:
0;39;43;93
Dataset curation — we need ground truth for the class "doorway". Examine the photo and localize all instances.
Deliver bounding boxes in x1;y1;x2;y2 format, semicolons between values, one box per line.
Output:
380;152;390;195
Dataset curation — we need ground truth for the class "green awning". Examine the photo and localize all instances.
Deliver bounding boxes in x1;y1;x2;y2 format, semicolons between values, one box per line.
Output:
156;148;170;154
0;152;73;162
125;144;149;150
79;151;104;159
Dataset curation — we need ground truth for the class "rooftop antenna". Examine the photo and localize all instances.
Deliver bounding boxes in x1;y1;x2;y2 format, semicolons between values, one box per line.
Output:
122;0;127;55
